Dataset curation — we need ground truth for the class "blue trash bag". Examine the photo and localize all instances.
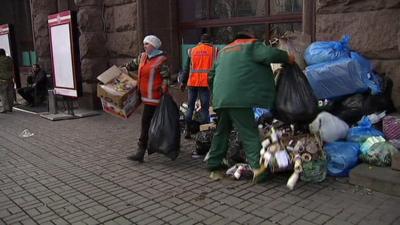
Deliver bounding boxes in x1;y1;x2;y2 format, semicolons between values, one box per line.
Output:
324;142;360;177
305;58;368;100
347;117;384;143
350;52;382;95
304;35;351;66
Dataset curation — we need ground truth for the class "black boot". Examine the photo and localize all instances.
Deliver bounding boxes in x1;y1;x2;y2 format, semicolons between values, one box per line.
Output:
127;146;146;162
184;123;191;139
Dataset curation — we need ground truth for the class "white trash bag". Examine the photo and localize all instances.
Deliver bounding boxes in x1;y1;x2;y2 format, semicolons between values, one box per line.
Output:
309;112;349;143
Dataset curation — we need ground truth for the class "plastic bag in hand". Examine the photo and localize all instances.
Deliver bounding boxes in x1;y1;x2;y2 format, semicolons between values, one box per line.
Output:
147;94;180;160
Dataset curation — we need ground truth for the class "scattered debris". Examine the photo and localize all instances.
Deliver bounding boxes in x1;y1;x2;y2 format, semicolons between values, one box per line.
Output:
19;129;34;138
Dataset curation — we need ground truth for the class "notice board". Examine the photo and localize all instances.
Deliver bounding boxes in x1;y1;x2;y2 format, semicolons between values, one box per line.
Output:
48;11;81;97
0;24;11;56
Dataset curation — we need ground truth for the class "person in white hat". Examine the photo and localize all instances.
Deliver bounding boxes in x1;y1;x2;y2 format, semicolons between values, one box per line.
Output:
124;35;170;162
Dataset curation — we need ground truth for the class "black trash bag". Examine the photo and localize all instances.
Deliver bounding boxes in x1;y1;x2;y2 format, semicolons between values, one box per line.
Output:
195;129;215;155
363;76;396;115
275;63;318;124
227;130;246;166
331;94;365;125
148;94;180;160
332;77;396;125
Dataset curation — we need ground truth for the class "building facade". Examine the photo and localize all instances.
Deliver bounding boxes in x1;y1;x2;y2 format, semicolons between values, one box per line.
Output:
0;0;399;109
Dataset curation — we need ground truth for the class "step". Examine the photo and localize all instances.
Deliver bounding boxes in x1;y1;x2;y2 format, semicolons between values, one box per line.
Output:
392;151;400;171
349;163;400;197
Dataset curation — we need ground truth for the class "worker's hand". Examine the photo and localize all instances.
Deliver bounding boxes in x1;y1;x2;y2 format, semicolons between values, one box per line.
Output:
120;67;128;74
161;84;168;94
179;83;186;92
288;54;296;65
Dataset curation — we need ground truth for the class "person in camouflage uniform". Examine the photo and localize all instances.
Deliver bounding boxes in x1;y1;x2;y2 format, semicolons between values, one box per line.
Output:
0;48;14;113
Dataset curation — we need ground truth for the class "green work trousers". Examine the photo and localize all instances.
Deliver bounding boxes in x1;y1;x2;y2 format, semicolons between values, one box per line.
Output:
207;108;261;171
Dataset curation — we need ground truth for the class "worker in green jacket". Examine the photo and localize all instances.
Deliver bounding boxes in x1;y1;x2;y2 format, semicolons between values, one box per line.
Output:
0;49;14;113
207;31;295;181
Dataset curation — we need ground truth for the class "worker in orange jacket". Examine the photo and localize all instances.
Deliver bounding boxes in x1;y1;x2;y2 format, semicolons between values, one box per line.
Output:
180;34;218;153
125;35;170;162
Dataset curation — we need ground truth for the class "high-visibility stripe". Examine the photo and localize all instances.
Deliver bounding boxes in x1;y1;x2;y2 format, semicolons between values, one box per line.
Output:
190;69;210;73
141;97;160;104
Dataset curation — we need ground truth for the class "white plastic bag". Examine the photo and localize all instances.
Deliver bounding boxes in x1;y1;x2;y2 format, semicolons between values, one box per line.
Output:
309;112;349;143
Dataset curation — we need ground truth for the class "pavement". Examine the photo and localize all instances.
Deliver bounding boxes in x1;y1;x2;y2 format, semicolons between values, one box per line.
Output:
0;108;400;225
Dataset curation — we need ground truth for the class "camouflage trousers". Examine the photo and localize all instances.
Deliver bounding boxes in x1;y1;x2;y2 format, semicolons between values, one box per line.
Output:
0;80;14;112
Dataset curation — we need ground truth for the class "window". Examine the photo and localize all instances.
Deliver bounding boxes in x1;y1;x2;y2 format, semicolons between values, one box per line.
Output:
210;24;267;44
178;0;304;67
210;0;266;19
270;0;302;15
179;0;303;43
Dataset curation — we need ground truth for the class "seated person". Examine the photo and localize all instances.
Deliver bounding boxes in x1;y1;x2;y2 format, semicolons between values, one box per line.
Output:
18;64;47;106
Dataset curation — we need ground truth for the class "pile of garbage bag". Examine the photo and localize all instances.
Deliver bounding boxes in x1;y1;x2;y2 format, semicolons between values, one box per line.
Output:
192;33;398;190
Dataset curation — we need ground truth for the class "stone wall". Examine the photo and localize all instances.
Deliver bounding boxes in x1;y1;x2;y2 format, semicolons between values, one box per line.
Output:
74;0;107;109
73;0;139;109
30;0;58;73
104;0;139;66
315;0;400;109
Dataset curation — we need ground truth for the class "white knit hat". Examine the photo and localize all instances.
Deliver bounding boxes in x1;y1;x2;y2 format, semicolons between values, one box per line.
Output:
143;35;161;49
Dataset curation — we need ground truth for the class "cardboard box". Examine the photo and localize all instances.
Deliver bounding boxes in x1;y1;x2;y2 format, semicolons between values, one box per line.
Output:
97;65;137;108
200;123;216;131
97;65;140;119
100;90;140;119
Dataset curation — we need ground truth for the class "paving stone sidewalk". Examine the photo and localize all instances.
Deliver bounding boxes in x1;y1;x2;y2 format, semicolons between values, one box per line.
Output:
0;110;399;225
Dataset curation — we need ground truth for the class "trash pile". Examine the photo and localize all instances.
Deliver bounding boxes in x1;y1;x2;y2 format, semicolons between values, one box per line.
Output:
181;34;399;190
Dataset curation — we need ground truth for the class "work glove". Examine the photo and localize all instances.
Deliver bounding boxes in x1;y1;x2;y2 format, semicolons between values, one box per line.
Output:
161;84;168;94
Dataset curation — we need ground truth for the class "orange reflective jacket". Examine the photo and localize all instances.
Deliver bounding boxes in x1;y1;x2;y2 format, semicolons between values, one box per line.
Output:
138;52;167;106
187;43;217;87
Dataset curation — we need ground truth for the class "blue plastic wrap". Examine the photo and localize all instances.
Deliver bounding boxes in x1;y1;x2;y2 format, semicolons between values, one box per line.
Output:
347;117;385;143
324;142;360;177
350;52;382;95
304;36;351;65
253;108;271;120
305;58;368;99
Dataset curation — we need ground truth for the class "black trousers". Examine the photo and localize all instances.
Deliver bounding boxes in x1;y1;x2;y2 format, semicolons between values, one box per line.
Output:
138;104;157;149
18;87;35;104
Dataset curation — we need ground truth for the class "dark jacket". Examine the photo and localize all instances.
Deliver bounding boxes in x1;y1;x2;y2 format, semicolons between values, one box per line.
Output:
30;70;47;95
0;56;14;81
